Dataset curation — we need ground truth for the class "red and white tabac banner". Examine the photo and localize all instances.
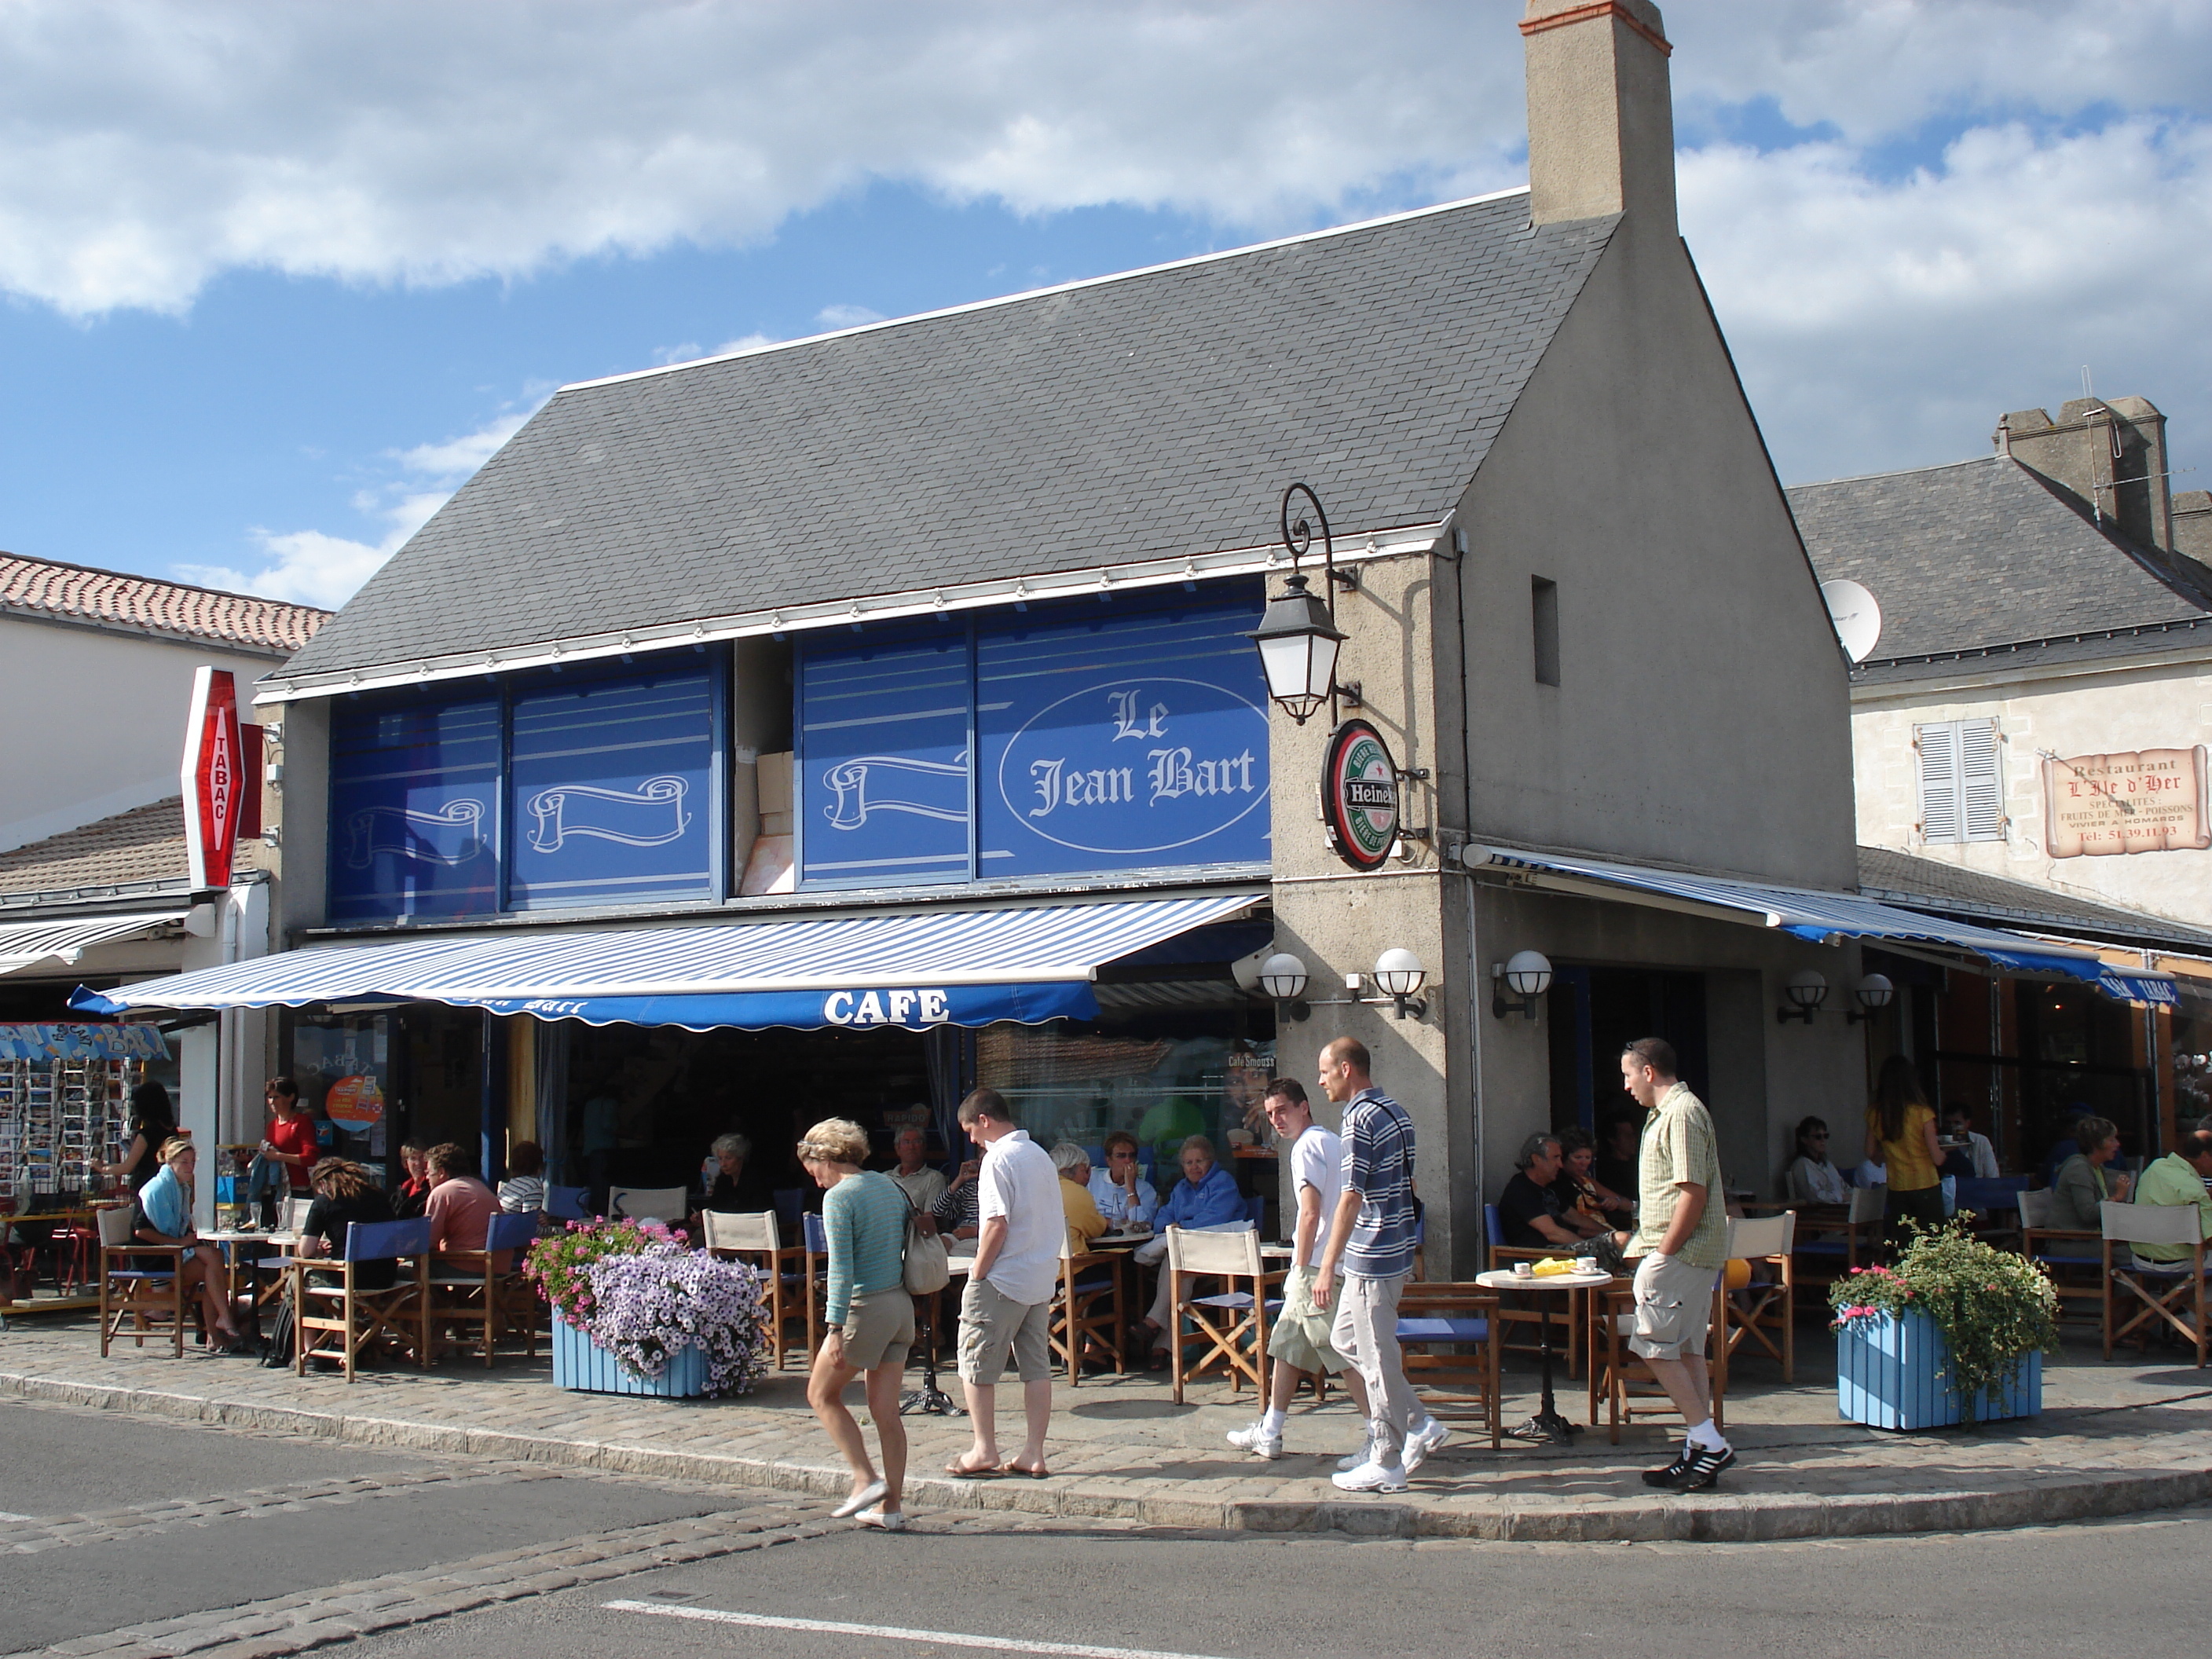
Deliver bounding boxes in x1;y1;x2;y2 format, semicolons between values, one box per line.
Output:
181;667;245;891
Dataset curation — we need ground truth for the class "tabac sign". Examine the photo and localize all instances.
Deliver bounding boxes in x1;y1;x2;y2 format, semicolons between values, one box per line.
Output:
2042;746;2212;858
1322;719;1400;871
181;667;245;891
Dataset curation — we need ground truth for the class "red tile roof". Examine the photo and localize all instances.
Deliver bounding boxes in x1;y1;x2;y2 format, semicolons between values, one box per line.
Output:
0;551;331;654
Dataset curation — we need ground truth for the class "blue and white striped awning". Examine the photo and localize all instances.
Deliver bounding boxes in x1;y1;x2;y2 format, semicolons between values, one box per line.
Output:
1467;847;2177;1005
71;892;1260;1032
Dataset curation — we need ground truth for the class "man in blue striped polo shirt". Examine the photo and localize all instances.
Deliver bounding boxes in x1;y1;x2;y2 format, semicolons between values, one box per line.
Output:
1311;1037;1448;1492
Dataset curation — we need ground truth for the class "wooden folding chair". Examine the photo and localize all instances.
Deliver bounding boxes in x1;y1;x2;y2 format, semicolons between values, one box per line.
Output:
428;1211;543;1365
2102;1200;2208;1367
1722;1211;1796;1382
1484;1203;1584;1377
1166;1225;1277;1402
1049;1236;1126;1384
2020;1188;2104;1328
1396;1280;1502;1446
293;1217;432;1382
701;1209;803;1369
607;1185;687;1224
97;1203;187;1357
1588;1267;1729;1444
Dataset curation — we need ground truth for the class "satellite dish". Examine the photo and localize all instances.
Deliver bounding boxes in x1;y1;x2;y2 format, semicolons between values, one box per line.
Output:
1821;579;1883;664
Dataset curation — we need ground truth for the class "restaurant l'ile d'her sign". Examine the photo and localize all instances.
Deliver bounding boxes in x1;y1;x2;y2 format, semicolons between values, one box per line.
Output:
1322;719;1400;872
2042;745;2212;858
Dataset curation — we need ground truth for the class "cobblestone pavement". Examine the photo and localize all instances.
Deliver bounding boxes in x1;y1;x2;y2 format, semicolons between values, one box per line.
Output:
4;1312;2210;1544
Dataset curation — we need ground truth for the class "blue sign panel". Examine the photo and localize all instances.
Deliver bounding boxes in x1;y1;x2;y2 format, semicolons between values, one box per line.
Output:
466;980;1095;1033
328;694;501;920
978;594;1269;879
793;586;1269;888
508;662;716;911
797;627;973;888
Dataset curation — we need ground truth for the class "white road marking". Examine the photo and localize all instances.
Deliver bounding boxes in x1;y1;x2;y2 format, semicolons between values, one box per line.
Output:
604;1599;1237;1659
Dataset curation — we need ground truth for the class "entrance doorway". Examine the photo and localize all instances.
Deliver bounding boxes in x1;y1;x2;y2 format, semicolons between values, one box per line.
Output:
1546;965;1710;1137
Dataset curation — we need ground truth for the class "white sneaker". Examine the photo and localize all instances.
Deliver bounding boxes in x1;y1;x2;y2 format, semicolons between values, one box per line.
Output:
855;1505;906;1530
1335;1448;1371;1472
1226;1421;1284;1460
1331;1456;1408;1493
1401;1415;1450;1474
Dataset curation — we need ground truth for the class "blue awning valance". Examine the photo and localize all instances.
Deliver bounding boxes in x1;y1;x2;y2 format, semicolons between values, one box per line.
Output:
72;892;1260;1032
1467;847;2177;1005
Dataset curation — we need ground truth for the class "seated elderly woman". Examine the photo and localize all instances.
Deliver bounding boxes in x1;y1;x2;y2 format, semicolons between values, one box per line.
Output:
1129;1135;1249;1366
2050;1114;2132;1230
1784;1115;1851;1206
1049;1142;1110;1247
701;1132;772;1215
132;1137;248;1353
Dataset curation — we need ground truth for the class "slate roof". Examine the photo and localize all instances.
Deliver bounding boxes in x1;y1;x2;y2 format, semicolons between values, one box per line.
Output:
284;192;1618;679
1858;844;2212;955
0;552;329;656
1788;456;2212;684
0;797;269;906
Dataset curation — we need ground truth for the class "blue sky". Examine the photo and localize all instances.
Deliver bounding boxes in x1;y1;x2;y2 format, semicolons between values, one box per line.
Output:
1;2;2207;610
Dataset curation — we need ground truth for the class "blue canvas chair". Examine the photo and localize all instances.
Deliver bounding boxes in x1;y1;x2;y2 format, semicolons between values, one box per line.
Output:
1951;1175;2030;1247
1792;1185;1884;1294
429;1210;544;1366
1484;1203;1578;1373
542;1185;590;1221
97;1203;189;1357
1396;1280;1501;1444
292;1217;431;1382
1049;1234;1126;1383
2020;1187;2104;1327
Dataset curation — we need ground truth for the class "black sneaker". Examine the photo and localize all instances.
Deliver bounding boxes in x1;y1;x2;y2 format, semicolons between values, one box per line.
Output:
1641;1444;1695;1488
1668;1445;1737;1492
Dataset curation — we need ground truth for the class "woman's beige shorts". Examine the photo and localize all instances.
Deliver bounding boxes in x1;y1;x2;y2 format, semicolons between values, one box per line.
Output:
837;1287;916;1371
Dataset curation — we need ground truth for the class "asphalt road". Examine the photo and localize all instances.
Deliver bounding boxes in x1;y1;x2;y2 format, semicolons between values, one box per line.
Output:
1;1393;2207;1659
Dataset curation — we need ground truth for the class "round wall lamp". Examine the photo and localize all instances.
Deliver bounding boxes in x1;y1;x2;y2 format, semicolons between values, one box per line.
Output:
1373;947;1428;1021
1845;972;1895;1025
1258;951;1311;1022
1490;949;1553;1020
1776;969;1829;1024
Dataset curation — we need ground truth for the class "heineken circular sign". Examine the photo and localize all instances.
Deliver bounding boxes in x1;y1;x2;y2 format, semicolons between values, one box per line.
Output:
1322;719;1399;871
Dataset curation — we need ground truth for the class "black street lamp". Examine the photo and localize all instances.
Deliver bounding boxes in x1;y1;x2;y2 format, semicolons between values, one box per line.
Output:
1248;482;1355;725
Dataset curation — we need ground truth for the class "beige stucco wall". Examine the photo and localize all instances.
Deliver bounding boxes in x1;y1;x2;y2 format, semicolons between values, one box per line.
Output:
1852;643;2212;932
1452;215;1859;891
0;615;284;854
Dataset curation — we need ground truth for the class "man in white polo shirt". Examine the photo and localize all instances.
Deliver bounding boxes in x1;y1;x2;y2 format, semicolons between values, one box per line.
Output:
947;1087;1063;1479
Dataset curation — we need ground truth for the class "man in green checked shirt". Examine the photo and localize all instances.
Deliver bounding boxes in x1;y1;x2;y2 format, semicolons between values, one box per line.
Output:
1614;1036;1734;1492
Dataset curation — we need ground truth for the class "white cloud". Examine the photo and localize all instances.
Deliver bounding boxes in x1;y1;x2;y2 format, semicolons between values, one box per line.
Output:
180;409;540;607
815;303;883;329
7;2;2210;486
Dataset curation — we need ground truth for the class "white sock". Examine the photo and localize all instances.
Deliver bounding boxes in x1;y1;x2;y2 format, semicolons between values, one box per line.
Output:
1686;1418;1727;1452
1260;1408;1287;1436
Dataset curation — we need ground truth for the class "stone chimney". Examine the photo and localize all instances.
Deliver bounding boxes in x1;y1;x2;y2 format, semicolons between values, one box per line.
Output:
1522;0;1677;231
1997;396;2174;553
2174;490;2212;566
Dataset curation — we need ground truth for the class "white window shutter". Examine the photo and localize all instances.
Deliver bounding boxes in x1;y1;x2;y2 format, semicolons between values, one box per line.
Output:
1960;719;2004;840
1917;721;1962;844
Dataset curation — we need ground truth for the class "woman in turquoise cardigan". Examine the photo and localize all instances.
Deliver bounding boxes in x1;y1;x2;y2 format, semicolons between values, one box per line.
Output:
799;1117;914;1531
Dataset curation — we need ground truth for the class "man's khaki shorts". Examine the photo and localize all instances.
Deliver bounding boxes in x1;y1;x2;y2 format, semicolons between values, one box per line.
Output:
1266;1264;1349;1375
837;1287;916;1372
957;1274;1053;1384
1628;1251;1716;1361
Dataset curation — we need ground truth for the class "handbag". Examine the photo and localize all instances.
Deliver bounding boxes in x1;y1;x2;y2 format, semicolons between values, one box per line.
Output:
902;1196;950;1295
261;1291;296;1368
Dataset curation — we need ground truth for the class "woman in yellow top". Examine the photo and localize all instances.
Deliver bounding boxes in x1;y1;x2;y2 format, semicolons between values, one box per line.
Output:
1866;1056;1944;1256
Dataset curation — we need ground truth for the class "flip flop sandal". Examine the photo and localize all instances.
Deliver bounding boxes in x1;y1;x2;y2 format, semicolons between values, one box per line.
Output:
1000;1462;1050;1479
943;1457;1006;1478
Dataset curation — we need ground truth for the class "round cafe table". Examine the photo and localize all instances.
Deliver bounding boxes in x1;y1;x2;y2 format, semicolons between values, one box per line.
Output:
1475;1267;1613;1443
901;1255;971;1419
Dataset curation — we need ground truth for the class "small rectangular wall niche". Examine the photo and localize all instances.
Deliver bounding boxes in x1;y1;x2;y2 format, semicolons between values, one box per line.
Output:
1531;576;1561;687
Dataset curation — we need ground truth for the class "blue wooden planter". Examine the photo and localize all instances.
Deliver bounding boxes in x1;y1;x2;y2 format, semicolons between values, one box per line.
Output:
1836;1309;2041;1430
551;1314;711;1398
